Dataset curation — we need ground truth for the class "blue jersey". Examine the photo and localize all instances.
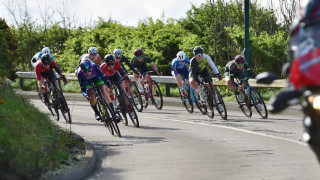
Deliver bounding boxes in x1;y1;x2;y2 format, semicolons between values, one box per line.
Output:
171;57;190;75
77;63;110;94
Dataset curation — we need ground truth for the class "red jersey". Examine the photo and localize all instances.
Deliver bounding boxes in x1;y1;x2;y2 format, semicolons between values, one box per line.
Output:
100;62;124;77
34;60;60;80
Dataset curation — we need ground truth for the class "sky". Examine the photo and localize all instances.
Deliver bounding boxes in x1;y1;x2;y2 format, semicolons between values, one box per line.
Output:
0;0;209;27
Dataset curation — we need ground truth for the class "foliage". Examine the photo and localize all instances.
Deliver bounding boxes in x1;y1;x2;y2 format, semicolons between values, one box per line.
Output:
0;18;18;80
0;87;78;179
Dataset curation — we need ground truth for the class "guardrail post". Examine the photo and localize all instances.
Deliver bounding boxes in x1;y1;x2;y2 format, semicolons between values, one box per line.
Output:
19;78;24;90
166;84;170;97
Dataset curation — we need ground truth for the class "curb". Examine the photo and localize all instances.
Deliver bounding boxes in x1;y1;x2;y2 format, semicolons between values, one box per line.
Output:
47;142;96;180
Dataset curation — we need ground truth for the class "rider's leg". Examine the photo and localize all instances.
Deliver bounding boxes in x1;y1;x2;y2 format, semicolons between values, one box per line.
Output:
134;72;143;92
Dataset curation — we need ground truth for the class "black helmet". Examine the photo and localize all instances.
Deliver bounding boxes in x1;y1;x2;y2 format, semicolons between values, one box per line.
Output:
80;60;92;71
235;55;245;65
41;54;52;65
134;48;143;57
193;46;203;56
104;54;115;64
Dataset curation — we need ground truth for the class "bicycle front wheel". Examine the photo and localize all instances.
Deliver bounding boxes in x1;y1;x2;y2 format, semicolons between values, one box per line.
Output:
212;86;227;120
151;80;163;110
97;97;114;135
235;91;252;118
129;82;143;112
204;85;214;119
106;103;121;137
250;87;268;119
120;92;139;128
48;88;59;121
191;88;207;115
179;86;193;113
54;89;71;124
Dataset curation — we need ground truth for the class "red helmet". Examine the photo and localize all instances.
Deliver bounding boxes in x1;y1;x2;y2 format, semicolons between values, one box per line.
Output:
235;55;245;65
134;48;143;57
288;0;320;90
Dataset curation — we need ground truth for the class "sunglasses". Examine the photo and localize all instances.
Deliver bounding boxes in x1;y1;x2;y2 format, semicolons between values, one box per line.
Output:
107;63;115;66
83;69;92;73
89;53;97;56
115;56;122;59
195;53;203;58
178;61;185;64
236;63;244;66
137;56;143;59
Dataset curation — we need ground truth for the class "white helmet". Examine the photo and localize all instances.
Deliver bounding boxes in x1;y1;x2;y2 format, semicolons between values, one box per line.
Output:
88;47;98;55
177;51;186;61
113;49;123;58
42;47;50;54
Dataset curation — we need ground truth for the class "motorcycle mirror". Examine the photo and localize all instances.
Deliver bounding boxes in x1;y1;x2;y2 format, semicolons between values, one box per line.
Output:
255;72;278;84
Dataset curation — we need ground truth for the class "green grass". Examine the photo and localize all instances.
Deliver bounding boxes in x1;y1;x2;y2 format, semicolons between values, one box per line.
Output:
0;86;83;179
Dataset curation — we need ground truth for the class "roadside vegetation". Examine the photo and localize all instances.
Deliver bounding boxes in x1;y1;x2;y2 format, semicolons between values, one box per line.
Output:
0;86;84;179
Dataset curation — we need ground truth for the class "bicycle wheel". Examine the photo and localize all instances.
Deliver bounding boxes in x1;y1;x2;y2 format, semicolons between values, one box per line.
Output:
106;102;121;138
179;86;193;113
114;88;128;126
204;85;214;119
212;86;227;120
151;80;163;110
129;82;143;112
120;91;139;128
36;82;45;103
53;89;71;124
250;87;268;119
48;88;59;120
190;88;207;114
97;97;114;135
235;91;252;117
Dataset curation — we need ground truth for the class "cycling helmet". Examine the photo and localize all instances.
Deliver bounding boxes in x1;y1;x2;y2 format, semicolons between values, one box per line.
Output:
104;54;115;64
288;0;320;90
134;48;143;57
80;60;92;71
193;46;203;56
235;55;245;65
113;49;123;58
88;47;98;55
176;51;186;61
41;54;52;65
42;47;50;54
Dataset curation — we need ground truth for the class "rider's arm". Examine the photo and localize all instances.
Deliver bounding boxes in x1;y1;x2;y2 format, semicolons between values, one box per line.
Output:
76;71;88;96
51;61;62;74
244;63;255;77
122;56;138;74
204;54;219;74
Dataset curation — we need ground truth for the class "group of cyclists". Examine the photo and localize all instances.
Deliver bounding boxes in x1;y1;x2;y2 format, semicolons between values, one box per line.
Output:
32;45;255;123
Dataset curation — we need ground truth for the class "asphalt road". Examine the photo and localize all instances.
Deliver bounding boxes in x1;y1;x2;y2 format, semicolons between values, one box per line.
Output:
29;98;320;180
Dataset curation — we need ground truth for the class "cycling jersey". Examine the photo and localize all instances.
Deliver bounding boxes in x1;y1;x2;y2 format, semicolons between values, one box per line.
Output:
119;55;138;74
189;54;219;84
34;60;61;81
171;57;190;80
90;53;102;65
224;60;254;87
130;53;154;75
31;51;55;68
100;62;126;77
77;63;111;94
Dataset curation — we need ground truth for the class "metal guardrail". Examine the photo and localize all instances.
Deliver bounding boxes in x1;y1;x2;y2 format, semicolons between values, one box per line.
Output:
16;71;287;96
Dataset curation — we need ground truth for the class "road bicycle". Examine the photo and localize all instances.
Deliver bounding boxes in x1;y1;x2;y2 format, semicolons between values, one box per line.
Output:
90;81;121;137
111;80;139;128
123;76;143;112
234;78;268;119
139;71;163;110
198;75;227;119
44;77;71;123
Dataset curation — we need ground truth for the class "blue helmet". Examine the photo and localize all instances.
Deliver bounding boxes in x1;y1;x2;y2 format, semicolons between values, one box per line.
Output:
80;60;92;71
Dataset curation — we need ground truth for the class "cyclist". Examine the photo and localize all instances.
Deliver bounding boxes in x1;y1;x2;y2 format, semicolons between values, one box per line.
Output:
113;49;140;95
189;46;223;111
171;51;191;97
75;47;102;75
34;54;67;106
130;48;162;92
31;47;55;68
76;59;120;122
101;54;135;116
224;55;256;104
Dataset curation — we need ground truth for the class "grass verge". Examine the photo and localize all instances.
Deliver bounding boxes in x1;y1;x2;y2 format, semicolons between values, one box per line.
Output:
0;86;84;179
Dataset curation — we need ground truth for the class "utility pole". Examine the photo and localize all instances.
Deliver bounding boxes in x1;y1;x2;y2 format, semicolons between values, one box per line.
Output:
244;0;251;66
